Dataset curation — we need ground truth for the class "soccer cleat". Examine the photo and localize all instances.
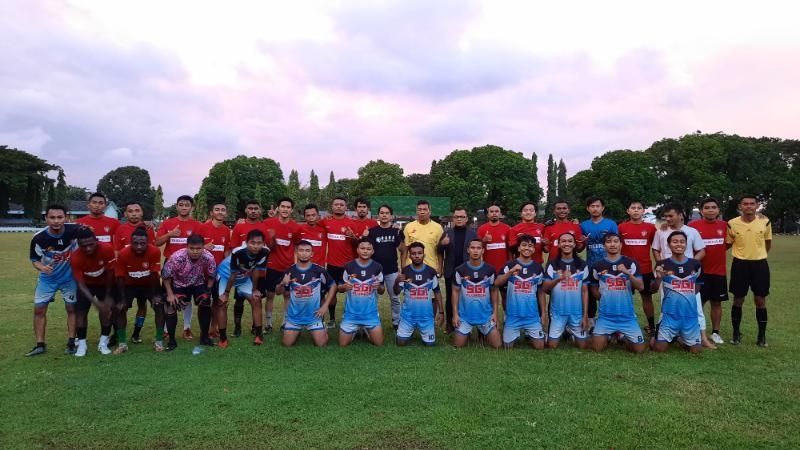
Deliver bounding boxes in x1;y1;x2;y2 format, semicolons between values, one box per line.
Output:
265;325;273;335
757;337;768;348
209;330;220;339
166;341;178;352
183;329;193;340
233;327;242;338
253;336;263;346
326;319;336;329
64;342;77;355
731;331;742;345
113;343;129;355
153;341;164;352
130;336;143;344
710;333;725;345
218;339;229;349
25;345;46;357
200;337;216;347
75;341;88;357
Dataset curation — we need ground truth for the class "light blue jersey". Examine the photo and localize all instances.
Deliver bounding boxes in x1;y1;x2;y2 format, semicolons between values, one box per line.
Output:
500;260;544;327
454;262;496;324
342;259;384;325
284;263;333;326
589;256;641;318
580;218;618;268
546;256;589;316
399;264;440;325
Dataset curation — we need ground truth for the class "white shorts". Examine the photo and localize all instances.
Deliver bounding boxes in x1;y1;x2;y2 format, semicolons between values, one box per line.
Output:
340;320;381;335
455;319;496;336
502;322;545;344
396;319;436;345
284;319;325;332
548;314;588;341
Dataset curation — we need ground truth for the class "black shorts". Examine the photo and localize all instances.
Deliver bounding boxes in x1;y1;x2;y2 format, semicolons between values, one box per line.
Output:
261;270;284;294
327;265;346;284
77;285;116;311
124;285;158;308
632;273;656;295
729;258;770;298
699;273;729;302
173;284;212;307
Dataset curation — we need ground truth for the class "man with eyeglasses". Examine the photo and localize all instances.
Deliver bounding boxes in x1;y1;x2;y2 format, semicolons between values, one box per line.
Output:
438;207;477;333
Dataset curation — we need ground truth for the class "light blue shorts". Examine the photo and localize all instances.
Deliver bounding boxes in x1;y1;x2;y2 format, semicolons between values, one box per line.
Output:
396;318;436;345
548;314;587;341
284;318;325;332
217;276;253;298
502;320;545;344
34;278;77;306
657;313;701;346
594;315;644;344
455;319;496;336
340;319;381;334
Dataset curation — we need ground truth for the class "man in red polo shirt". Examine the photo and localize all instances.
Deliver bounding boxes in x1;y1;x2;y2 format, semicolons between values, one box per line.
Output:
319;196;358;328
352;197;379;237
200;202;231;338
619;200;657;336
542;199;585;260
298;204;328;267
477;203;511;272
76;192;120;245
262;197;302;333
508;201;545;264
689;197;729;345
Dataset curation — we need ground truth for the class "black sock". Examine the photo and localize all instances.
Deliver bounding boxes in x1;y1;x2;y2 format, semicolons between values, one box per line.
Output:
255;326;263;337
712;329;720;335
756;308;768;339
198;307;211;339
67;337;75;347
647;316;655;331
233;298;244;327
328;304;336;320
731;305;743;335
166;314;178;342
77;327;87;340
101;325;111;336
37;342;46;348
219;328;227;341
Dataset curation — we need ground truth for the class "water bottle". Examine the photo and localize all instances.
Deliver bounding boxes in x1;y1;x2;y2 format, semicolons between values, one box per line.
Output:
192;346;203;356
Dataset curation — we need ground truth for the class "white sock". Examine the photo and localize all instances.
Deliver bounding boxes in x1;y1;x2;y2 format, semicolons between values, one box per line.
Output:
183;307;193;330
78;339;87;346
99;335;109;346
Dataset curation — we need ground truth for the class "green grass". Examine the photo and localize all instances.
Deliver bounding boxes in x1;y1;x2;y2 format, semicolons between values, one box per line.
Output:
1;233;798;449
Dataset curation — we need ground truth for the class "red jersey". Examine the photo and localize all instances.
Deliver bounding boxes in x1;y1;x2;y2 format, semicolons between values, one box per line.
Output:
70;243;116;287
508;222;545;264
157;216;203;259
352;218;379;237
114;222;156;251
688;219;728;276
320;216;357;268
116;245;162;286
263;217;301;271
542;221;584;260
199;221;231;265
76;215;120;244
298;222;328;266
618;221;656;274
477;222;512;273
230;221;266;250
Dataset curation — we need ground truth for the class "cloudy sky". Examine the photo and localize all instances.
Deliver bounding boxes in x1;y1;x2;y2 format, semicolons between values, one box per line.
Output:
2;1;799;201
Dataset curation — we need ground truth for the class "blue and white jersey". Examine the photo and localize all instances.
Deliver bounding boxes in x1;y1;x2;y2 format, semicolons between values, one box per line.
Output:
284;263;333;326
454;261;496;324
658;258;702;318
580;218;619;268
589;256;640;318
342;259;384;323
500;260;544;325
545;256;589;316
399;263;440;324
216;247;268;281
29;224;80;284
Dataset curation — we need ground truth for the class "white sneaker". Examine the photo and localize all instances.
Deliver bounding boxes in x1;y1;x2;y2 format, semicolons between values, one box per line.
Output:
98;335;112;355
75;340;88;357
711;332;725;345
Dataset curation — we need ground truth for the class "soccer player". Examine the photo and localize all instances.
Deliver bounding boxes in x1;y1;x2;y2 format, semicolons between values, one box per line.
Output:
217;230;268;346
298;204;328;267
581;197;619;324
229;200;266;337
352;197;379;236
726;194;772;347
618;200;657;336
541;199;584;260
70;227;116;356
589;233;646;354
393;242;444;346
688;198;728;344
477;203;511;273
76;192;120;244
438;207;477;334
115;227;164;353
161;235;217;351
508;201;545;264
401;199;444;272
338;239;386;347
543;233;590;349
26;205;80;357
451;239;502;349
367;204;405;329
494;235;547;349
276;241;336;347
156;195;203;341
652;203;713;349
262;197;301;333
651;231;703;353
200;202;231;338
320;196;359;328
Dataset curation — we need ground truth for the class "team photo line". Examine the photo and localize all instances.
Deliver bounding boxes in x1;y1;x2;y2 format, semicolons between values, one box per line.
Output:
25;191;772;357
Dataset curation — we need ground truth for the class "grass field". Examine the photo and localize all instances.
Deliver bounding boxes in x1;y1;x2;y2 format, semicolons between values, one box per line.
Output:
0;233;798;449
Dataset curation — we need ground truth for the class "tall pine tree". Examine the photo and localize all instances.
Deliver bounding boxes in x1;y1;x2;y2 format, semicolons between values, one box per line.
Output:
557;159;568;199
527;152;543;206
308;170;320;205
153;185;164;220
286;169;301;206
546;154;557;211
54;169;67;206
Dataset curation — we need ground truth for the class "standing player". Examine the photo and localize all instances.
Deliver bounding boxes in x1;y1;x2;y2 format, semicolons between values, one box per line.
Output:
618;200;657;336
229;200;266;337
367;204;405;329
217;230;268;346
438;208;477;334
76;192;120;244
494;235;547;349
589;233;646;353
262;197;301;333
394;242;444;346
477;203;512;273
581;197;619;325
651;231;703;353
451;239;502;349
320;196;359;328
25;205;80;357
401;199;444;272
277;241;336;347
726;194;772;347
541;200;584;260
115;228;164;353
352;197;379;236
508;202;545;264
298;204;328;267
161;235;217;351
199;202;231;338
338;239;386;347
70;228;116;357
543;233;590;349
688;198;729;345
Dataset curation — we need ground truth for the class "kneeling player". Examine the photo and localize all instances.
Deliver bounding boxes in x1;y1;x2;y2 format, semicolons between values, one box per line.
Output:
495;235;546;349
394;242;443;346
451;239;502;349
116;228;164;352
339;239;385;347
589;233;646;353
70;228;116;356
277;241;335;347
543;233;590;349
162;235;216;351
217;229;268;347
651;231;703;353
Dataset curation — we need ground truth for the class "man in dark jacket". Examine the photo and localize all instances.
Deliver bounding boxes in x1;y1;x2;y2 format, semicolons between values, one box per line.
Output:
438;207;477;333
